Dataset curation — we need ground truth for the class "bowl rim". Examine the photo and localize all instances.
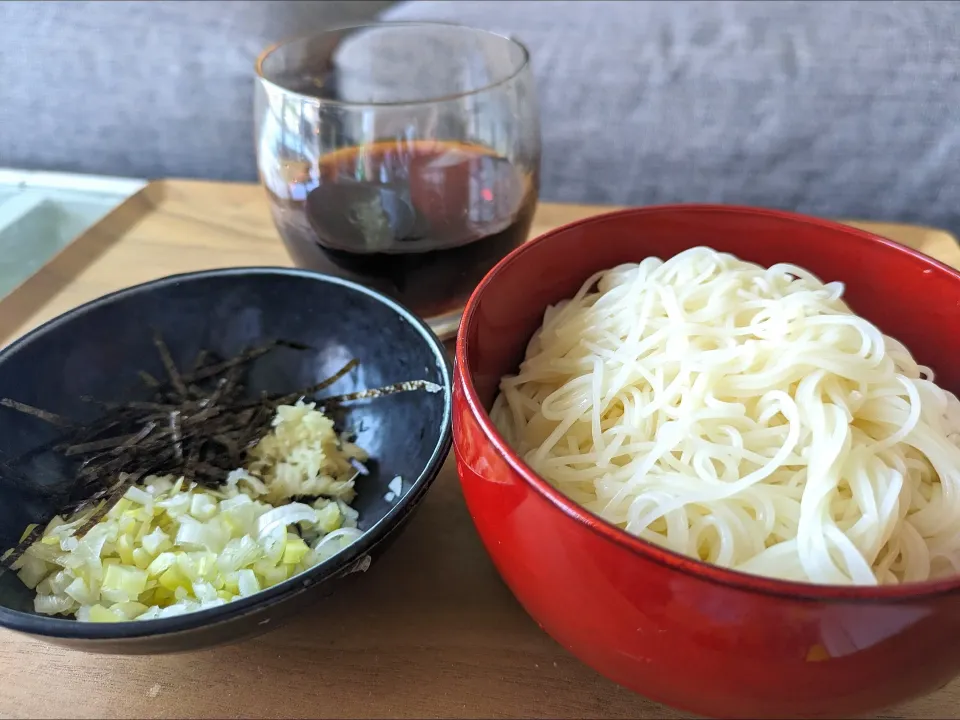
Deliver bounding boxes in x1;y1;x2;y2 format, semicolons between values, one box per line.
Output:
0;266;453;640
456;203;960;603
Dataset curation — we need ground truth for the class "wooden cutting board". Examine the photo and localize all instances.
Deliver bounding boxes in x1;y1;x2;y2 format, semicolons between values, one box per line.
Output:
0;179;958;719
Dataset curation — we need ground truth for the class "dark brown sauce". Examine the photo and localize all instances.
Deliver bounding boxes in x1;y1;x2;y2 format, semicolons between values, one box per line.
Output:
264;140;537;319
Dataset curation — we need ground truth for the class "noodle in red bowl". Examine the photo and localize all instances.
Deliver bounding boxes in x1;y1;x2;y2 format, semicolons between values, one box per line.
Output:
453;205;960;719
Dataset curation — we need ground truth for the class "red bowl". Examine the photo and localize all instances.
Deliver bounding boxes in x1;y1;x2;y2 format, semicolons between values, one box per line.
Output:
452;205;960;719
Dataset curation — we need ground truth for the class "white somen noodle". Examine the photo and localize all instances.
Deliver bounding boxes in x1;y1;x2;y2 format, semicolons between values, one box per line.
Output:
490;247;960;585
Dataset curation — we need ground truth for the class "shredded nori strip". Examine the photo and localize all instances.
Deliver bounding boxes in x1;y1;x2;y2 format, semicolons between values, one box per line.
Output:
320;380;443;406
0;399;72;428
1;523;43;570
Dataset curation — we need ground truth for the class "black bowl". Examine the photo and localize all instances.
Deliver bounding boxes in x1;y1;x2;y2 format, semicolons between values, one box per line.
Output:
0;267;452;654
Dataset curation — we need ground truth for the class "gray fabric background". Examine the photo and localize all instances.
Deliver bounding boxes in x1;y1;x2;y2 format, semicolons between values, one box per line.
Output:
383;1;960;233
0;0;393;182
1;0;959;232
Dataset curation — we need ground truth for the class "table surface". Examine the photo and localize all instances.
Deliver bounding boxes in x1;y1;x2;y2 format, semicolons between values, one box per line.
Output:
2;180;960;719
0;169;145;306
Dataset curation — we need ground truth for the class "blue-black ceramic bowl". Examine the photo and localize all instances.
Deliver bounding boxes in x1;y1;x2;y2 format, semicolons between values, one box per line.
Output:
0;267;452;654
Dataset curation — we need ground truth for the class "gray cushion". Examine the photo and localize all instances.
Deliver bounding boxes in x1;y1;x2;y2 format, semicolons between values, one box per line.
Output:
383;1;960;233
0;0;393;182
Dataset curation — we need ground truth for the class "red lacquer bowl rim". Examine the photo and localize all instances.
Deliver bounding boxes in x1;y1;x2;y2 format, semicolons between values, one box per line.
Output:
456;203;960;603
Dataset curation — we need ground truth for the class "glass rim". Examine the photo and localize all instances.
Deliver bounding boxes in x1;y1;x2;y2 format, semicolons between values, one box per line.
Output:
254;21;532;108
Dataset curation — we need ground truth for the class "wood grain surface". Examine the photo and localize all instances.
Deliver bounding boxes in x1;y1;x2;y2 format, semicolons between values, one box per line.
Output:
1;180;959;720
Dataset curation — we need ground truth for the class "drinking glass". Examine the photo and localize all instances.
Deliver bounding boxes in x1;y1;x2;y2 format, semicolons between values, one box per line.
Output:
254;22;541;339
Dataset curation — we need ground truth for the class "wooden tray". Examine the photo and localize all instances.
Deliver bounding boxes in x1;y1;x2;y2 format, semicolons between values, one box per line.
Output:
1;180;958;719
